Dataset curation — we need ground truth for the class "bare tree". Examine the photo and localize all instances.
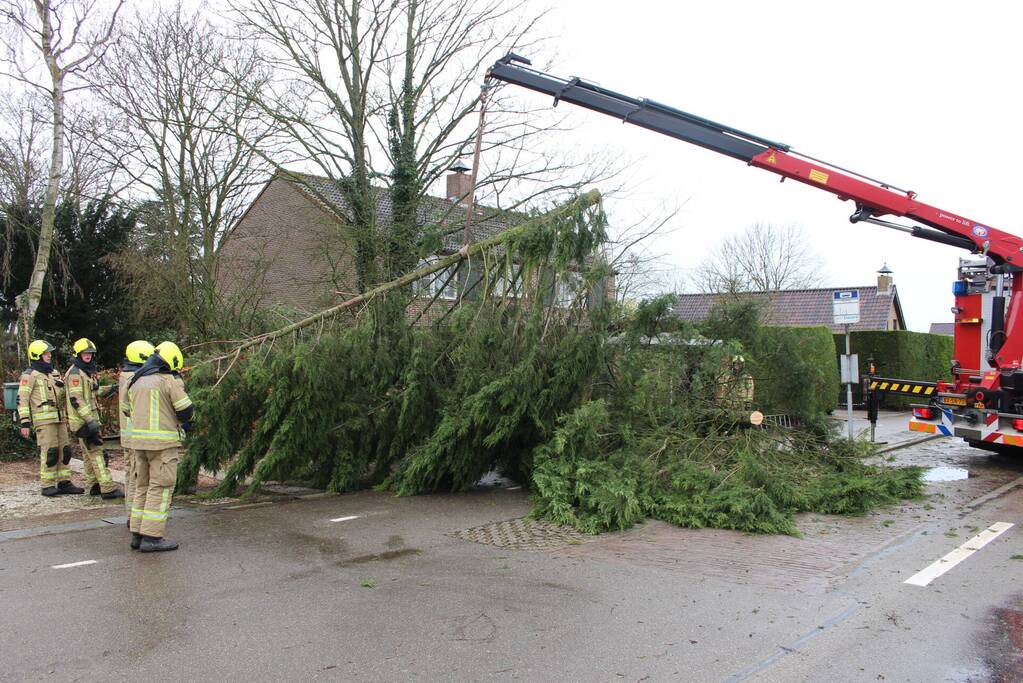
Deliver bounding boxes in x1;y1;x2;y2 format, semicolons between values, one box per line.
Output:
0;91;121;211
600;200;688;304
0;90;47;210
89;3;280;338
693;223;823;294
227;0;395;296
229;0;616;303
0;0;124;346
61;104;121;206
0;91;46;302
0;89;123;330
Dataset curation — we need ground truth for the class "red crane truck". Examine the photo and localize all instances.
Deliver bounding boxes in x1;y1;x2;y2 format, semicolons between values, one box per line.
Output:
489;53;1023;454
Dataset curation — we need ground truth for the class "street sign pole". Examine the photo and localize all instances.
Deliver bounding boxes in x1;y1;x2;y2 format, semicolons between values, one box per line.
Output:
867;356;877;443
833;291;861;442
845;324;853;441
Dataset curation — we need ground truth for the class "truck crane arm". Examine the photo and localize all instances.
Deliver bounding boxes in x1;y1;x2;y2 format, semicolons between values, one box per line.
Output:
487;53;1023;380
487;53;1022;262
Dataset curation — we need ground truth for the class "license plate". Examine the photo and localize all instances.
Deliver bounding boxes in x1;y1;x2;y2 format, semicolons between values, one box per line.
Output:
941;396;967;407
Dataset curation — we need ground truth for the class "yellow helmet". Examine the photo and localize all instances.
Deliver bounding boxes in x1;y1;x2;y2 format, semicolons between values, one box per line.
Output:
155;341;184;371
28;339;54;361
72;338;97;357
125;340;155;364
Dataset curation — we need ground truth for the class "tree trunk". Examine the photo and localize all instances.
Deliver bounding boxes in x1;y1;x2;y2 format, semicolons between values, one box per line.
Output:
17;2;65;349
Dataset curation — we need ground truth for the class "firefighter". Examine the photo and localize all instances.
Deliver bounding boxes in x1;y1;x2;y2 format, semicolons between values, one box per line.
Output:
119;340;155;522
65;338;123;499
17;340;83;496
715;355;755;410
125;341;192;552
733;356;755;408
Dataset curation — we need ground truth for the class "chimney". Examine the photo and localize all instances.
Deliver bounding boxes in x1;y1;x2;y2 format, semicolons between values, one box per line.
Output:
446;161;472;205
877;263;893;293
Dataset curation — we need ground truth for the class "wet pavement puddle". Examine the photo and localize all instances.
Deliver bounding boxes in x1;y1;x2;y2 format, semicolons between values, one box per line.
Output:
923;466;970;482
338;548;421;566
981;595;1023;682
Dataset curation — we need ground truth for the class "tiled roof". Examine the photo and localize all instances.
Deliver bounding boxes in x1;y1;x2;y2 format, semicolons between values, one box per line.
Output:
672;285;904;333
929;322;954;336
288;171;523;251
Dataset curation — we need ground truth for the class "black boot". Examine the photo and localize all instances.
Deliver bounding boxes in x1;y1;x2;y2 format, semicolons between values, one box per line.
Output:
88;483;101;496
139;536;178;553
130;532;142;550
56;481;84;495
100;487;124;500
41;486;59;497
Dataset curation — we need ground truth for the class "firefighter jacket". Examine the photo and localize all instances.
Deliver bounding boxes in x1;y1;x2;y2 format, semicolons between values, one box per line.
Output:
16;367;65;427
714;369;755;409
64;365;102;433
118;363;142;442
123;373;192;451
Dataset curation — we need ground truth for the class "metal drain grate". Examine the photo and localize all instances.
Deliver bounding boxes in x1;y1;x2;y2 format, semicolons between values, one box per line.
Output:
451;517;587;551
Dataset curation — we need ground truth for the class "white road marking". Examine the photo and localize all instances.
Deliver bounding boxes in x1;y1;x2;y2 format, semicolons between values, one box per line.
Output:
329;515;360;523
52;560;97;569
904;522;1014;587
506;486;522;491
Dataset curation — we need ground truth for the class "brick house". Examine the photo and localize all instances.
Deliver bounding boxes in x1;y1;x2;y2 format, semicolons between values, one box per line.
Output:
217;168;592;319
672;266;906;332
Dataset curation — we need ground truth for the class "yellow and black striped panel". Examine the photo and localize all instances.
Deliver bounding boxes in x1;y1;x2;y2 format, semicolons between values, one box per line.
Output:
868;378;937;397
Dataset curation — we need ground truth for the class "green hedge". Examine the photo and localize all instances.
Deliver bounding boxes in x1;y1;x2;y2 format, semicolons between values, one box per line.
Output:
833;331;954;409
750;326;839;421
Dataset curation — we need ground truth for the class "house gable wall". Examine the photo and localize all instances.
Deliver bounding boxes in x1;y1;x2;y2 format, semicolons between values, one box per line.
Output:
217;177;359;315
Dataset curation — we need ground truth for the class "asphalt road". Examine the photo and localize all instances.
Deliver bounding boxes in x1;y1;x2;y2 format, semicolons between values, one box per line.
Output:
1;422;1021;682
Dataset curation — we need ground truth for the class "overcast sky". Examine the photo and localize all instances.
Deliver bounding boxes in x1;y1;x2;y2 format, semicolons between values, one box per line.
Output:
9;0;1014;333
508;0;1023;331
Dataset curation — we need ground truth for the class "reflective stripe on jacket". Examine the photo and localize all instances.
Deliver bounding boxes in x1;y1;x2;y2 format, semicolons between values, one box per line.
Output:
123;373;192;451
16;369;64;427
118;370;135;438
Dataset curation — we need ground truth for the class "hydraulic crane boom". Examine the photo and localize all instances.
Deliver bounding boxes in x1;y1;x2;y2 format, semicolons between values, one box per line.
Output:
487;53;1023;390
488;54;1023;260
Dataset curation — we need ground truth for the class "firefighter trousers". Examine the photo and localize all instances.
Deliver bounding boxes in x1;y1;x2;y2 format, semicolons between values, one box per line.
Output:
79;439;116;493
130;447;180;538
123;448;136;516
36;423;72;489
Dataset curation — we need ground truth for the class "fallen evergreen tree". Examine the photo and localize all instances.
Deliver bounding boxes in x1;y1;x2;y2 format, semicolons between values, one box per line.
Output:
180;192;923;535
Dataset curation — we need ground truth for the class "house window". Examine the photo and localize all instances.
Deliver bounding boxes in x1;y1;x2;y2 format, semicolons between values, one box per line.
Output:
555;271;582;307
415;256;459;300
490;266;521;298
